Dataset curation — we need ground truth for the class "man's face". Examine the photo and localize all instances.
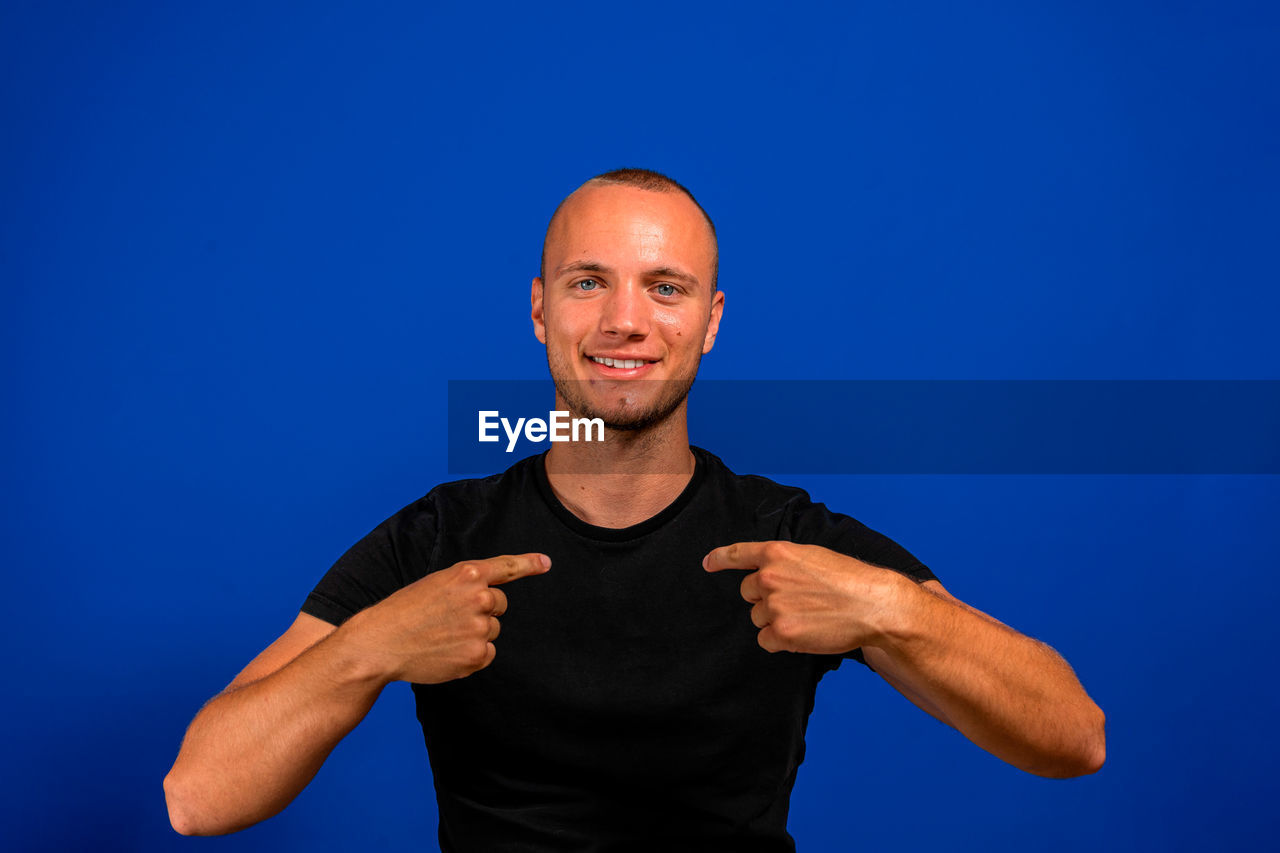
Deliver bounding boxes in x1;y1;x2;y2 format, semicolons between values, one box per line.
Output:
532;184;724;431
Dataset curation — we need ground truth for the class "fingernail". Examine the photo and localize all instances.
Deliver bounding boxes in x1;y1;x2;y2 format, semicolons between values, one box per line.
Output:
539;554;552;569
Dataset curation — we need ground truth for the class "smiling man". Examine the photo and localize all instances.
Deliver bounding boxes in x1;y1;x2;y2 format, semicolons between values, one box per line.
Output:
164;169;1105;851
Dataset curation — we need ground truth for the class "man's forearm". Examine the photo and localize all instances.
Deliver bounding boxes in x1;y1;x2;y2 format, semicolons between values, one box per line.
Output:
163;623;389;835
870;580;1105;778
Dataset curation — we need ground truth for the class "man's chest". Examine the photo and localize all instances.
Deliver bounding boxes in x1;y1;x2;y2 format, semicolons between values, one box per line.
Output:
415;531;830;789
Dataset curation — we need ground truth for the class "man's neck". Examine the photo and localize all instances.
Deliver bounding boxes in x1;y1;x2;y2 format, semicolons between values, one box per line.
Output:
543;405;696;530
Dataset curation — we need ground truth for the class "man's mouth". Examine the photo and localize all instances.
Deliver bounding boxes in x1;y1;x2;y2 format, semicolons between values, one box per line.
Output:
588;355;656;369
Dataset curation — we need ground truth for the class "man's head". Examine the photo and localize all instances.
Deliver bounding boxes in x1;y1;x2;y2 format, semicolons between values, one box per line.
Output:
539;169;719;291
532;169;724;432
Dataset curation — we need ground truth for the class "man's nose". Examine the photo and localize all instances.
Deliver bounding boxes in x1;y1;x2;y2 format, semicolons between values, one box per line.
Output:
599;281;649;338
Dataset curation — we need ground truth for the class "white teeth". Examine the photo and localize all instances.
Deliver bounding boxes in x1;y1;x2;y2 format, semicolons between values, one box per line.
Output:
591;356;648;369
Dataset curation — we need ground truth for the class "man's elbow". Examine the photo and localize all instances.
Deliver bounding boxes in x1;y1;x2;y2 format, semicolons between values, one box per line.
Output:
164;771;200;836
1073;703;1107;775
1030;705;1106;778
1078;706;1107;775
164;770;231;837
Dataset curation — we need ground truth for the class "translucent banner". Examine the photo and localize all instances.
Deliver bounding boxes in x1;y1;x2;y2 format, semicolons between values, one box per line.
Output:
447;380;1280;474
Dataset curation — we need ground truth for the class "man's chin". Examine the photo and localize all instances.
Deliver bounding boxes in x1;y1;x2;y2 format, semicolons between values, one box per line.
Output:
549;370;698;436
561;390;691;434
600;412;671;432
579;403;679;433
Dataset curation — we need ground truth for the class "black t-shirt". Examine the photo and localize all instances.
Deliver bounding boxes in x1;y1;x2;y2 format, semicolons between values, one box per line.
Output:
302;446;935;852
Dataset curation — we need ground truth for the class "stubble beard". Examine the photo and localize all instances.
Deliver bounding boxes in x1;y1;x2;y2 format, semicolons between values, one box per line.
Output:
547;350;700;433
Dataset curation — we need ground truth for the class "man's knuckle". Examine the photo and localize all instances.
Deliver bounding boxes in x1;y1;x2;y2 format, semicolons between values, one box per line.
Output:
465;641;489;667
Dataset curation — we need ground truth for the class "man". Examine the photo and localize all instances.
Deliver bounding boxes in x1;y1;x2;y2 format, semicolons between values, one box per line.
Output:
164;169;1105;849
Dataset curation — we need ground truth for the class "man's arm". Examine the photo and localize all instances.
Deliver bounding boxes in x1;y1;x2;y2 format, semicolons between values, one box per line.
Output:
858;579;1105;777
164;613;373;835
163;553;550;836
703;541;1105;779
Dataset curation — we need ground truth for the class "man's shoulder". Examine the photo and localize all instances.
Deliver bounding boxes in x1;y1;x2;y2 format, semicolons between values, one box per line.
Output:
697;447;934;580
694;445;908;551
693;445;815;514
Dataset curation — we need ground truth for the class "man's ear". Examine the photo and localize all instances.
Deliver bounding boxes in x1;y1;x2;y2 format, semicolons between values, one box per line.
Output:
702;289;725;354
531;277;547;344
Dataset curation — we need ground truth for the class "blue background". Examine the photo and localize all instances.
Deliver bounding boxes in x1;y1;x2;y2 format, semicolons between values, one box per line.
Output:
4;1;1278;850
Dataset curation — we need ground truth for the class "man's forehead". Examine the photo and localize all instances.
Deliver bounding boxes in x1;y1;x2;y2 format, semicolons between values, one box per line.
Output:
545;184;715;272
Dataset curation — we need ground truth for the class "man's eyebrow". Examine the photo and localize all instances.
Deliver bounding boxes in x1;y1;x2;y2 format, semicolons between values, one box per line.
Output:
556;261;613;277
554;261;701;286
646;266;700;286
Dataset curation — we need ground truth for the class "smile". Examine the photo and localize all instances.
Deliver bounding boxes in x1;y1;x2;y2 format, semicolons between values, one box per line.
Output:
588;356;655;369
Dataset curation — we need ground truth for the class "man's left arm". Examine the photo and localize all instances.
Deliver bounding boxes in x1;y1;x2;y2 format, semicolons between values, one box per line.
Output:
703;541;1106;779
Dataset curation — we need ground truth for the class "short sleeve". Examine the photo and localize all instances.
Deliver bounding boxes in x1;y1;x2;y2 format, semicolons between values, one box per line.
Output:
300;492;440;626
781;492;937;668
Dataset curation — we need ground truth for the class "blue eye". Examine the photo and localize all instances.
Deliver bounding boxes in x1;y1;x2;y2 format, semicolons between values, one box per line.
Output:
576;279;600;291
655;283;677;297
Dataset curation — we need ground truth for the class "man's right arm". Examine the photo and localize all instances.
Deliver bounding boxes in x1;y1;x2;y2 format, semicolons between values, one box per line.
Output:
163;612;381;836
162;552;551;836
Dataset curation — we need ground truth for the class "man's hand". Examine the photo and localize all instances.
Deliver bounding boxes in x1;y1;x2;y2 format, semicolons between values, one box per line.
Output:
341;553;551;685
706;539;1106;777
703;540;907;655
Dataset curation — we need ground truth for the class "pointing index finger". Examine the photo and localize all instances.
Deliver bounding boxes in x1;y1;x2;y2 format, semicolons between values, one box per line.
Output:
703;541;772;573
485;553;552;586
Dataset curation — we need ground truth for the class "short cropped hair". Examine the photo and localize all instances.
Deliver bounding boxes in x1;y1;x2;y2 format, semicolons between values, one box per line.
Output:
540;168;719;290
